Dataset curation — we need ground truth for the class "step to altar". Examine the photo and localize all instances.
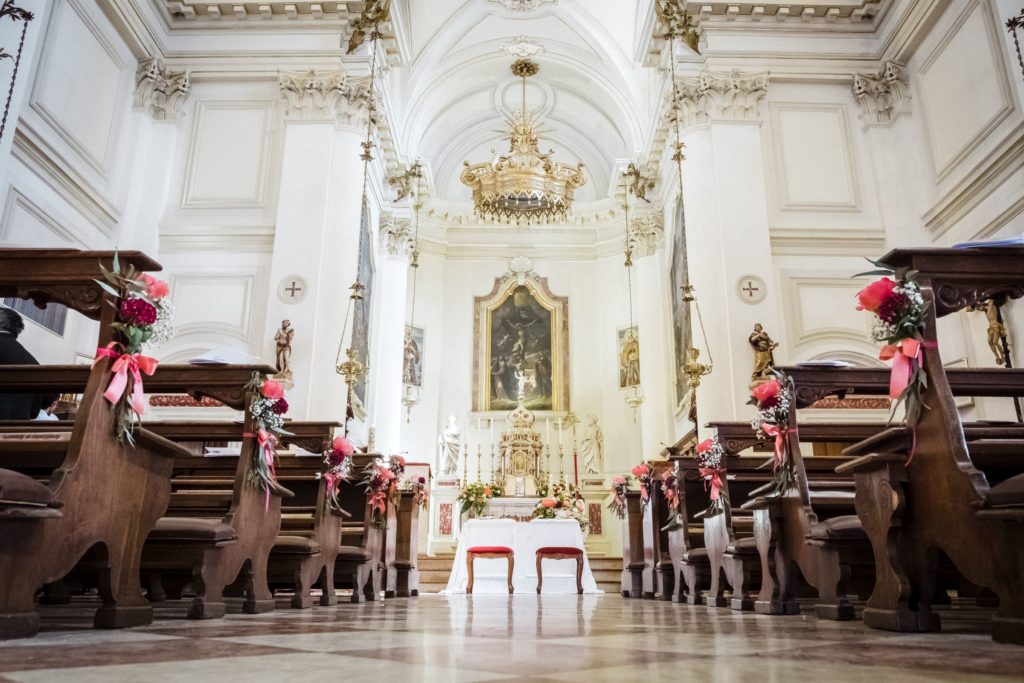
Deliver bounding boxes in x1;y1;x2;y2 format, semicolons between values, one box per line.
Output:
416;554;623;594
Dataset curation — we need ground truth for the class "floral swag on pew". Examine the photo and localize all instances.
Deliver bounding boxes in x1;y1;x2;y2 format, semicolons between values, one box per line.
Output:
319;435;355;515
362;455;406;528
93;254;173;445
405;475;429;509
632;462;653;509
659;466;685;531
855;269;929;464
695;435;727;516
457;481;504;518
607;474;632;519
749;371;797;496
245;373;291;508
532;482;587;530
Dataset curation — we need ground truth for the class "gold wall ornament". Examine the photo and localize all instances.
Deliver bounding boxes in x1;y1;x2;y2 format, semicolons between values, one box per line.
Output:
972;299;1010;367
682;347;711;427
389;161;424;202
346;0;391;54
461;58;586;224
656;0;700;54
623;163;655;202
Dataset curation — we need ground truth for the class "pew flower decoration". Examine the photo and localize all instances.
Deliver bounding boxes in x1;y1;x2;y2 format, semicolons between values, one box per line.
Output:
93;254;174;445
319;435;355;515
245;373;291;507
855;268;929;462
457;481;504;518
531;482;587;530
607;475;632;519
632;462;653;508
361;455;405;528
405;476;429;509
748;370;798;495
694;435;727;515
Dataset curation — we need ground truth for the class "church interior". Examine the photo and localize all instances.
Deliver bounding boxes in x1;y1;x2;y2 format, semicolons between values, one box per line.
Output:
2;0;1024;679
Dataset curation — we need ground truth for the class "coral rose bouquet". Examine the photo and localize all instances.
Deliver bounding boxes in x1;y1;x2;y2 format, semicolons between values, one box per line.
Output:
405;476;429;509
456;481;503;517
93;253;174;444
318;435;354;515
632;462;653;508
694;436;727;515
361;455;405;528
855;267;930;460
748;370;798;495
531;482;587;530
607;474;632;519
244;373;291;507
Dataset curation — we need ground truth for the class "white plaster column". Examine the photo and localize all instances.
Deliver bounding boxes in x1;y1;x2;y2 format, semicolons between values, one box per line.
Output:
629;210;674;458
263;70;369;421
675;70;783;433
371;211;413;454
119;60;191;254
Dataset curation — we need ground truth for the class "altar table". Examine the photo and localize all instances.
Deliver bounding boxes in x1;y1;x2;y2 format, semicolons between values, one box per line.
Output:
442;518;602;594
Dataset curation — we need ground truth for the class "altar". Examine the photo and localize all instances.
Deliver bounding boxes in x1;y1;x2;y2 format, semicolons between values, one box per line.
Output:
442;518;602;594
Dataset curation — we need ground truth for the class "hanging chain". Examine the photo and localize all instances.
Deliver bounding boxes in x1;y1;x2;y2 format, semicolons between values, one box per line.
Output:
0;13;32;143
1008;10;1024;81
624;189;636;330
407;163;421;330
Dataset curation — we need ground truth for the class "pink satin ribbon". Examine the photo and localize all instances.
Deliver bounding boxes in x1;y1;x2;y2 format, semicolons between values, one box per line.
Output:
879;338;923;400
93;344;158;415
245;429;279;511
761;423;796;472
699;467;724;501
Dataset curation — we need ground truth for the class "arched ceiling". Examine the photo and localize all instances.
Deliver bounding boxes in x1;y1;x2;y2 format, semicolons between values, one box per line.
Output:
393;0;653;206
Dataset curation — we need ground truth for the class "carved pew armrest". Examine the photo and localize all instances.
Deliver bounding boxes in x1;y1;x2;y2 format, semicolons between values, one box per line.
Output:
839;426;910;459
835;451;907;476
739;494;777;511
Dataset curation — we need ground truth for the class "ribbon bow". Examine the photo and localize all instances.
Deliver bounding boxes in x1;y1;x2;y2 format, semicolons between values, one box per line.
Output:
761;423;795;471
699;467;724;501
94;344;158;415
245;429;279;511
879;338;923;400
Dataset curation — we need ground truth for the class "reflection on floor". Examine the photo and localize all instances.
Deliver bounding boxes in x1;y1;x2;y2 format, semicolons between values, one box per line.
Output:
1;595;1023;682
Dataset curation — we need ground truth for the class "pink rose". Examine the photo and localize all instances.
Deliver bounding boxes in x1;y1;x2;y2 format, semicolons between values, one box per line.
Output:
141;274;169;301
631;463;650;478
856;277;897;313
391;455;407;467
261;379;285;400
541;498;556;508
377;465;396;481
751;379;781;404
331;436;355;456
611;475;626;486
696;438;713;454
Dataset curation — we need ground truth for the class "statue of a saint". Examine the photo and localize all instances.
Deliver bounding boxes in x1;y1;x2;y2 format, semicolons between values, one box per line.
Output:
983;300;1007;366
580;414;604;474
620;328;640;387
749;323;778;380
274;320;294;378
682;347;711;426
437;415;461;475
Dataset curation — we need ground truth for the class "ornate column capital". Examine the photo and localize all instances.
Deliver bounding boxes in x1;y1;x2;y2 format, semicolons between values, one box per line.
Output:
667;69;769;129
134;59;190;121
853;60;910;126
379;212;414;259
278;69;373;126
627;212;664;258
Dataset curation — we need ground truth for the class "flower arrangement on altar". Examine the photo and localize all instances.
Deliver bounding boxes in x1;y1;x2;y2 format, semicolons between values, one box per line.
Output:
318;435;354;515
694;435;727;515
405;476;429;509
632;462;653;508
361;455;407;528
456;481;504;518
607;474;632;519
855;269;929;462
244;372;291;506
93;254;173;444
748;371;797;495
531;482;587;530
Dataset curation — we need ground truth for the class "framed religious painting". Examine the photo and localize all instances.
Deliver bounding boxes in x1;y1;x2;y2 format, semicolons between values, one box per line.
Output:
403;324;424;388
668;199;693;413
617;325;640;389
472;272;569;413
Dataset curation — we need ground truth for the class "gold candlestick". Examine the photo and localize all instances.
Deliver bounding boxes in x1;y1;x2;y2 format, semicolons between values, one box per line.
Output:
462;443;468;485
489;445;496;484
476;445;482;483
558;443;565;483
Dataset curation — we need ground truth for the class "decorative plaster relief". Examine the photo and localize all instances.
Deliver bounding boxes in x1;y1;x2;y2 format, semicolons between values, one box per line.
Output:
627;213;664;258
667;70;769;129
135;59;191;121
379;212;414;258
852;60;909;126
278;70;372;126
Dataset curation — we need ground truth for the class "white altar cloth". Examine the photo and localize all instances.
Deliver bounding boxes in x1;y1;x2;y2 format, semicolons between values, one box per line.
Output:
442;518;602;594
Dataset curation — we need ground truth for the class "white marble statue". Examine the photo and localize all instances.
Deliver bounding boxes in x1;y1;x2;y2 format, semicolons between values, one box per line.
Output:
580;413;604;474
437;414;462;475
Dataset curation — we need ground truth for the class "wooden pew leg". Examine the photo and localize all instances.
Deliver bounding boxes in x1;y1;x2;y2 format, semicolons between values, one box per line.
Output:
39;580;72;605
0;526;41;638
241;559;275;614
92;543;154;630
725;554;755;611
318;565;337;606
993;587;1024;645
811;545;855;621
366;562;381;601
853;465;940;633
656;563;674;601
680;561;706;605
146;573;167;603
187;555;227;620
290;563;313;609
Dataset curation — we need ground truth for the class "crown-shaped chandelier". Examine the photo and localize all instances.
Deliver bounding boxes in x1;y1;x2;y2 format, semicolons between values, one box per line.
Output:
461;58;586;225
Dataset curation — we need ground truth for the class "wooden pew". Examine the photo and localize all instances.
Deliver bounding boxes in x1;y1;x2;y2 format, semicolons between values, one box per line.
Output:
383;489;422;598
641;461;675;600
332;453;385;602
0;250;186;639
824;245;1024;644
665;454;712;605
620;489;645;597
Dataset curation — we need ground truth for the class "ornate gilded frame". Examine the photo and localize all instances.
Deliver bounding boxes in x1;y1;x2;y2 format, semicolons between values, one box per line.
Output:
472;273;569;413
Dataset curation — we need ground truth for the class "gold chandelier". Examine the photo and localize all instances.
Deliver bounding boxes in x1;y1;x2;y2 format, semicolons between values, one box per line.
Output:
461;58;586;224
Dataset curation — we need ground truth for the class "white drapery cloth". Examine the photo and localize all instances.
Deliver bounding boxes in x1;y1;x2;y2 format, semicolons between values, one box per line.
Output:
442;518;602;594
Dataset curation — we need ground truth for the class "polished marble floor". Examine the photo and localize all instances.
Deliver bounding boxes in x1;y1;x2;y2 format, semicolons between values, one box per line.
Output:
2;596;1023;682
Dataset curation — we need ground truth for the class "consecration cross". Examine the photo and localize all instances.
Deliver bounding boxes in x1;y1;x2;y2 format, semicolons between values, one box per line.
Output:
741;280;760;298
285;281;303;298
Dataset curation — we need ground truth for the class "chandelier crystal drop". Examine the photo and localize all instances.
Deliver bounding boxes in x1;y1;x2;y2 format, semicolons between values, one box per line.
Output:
461;58;586;225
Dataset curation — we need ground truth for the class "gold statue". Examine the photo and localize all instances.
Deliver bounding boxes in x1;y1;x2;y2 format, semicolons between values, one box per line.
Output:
982;300;1007;366
682;347;711;426
749;323;778;380
274;319;294;380
620;328;641;388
